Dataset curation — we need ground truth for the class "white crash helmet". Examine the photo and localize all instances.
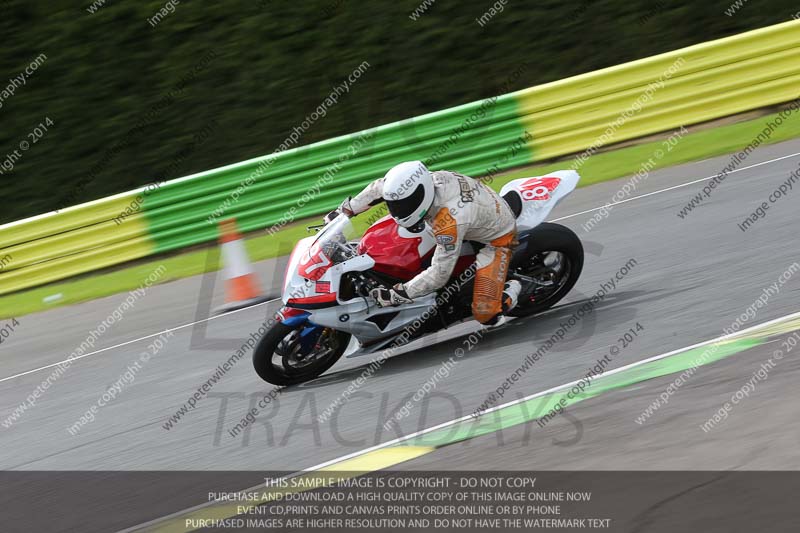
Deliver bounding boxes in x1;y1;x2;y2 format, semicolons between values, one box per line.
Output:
382;161;435;232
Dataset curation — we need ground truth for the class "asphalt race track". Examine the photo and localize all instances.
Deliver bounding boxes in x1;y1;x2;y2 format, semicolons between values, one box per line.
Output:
2;137;800;530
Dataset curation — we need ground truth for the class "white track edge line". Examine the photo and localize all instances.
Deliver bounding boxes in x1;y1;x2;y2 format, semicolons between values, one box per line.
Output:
122;308;800;532
0;298;279;384
550;151;800;222
302;308;800;469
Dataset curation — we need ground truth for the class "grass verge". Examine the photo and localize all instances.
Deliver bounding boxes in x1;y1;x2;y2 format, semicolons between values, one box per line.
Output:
3;110;799;318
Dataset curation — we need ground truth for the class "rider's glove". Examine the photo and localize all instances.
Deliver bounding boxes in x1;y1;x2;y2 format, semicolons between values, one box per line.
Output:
339;197;355;218
324;198;356;224
370;283;413;307
323;210;339;224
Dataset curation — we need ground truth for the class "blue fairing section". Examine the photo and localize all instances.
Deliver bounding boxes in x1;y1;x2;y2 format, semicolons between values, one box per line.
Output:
299;324;324;354
281;312;323;354
282;312;310;327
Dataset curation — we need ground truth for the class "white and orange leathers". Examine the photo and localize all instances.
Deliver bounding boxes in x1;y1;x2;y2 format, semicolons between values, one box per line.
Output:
348;170;517;324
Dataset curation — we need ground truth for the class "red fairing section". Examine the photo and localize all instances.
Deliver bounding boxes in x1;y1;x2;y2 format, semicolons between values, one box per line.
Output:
287;293;337;306
298;242;332;281
359;217;432;281
519;176;562;201
276;307;308;321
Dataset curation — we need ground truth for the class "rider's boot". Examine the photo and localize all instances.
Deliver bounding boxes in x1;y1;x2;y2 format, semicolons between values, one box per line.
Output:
502;280;521;314
484;280;521;329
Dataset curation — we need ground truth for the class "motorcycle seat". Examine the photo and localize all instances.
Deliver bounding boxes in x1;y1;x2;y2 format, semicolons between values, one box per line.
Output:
502;190;523;219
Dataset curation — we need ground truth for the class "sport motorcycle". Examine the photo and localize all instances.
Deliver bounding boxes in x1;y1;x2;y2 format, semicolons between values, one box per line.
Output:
253;170;583;385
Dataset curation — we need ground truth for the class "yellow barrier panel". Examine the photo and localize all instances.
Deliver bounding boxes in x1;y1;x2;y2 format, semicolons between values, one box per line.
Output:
516;20;800;160
0;192;145;248
0;192;157;296
514;20;799;112
0;236;155;296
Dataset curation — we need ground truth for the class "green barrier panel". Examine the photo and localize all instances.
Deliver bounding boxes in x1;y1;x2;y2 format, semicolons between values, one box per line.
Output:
0;20;798;296
142;94;531;253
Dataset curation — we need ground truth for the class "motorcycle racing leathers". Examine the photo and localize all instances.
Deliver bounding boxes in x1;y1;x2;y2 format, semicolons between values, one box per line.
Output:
345;170;518;324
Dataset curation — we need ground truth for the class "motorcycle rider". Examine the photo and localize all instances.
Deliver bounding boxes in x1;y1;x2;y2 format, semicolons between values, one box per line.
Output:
328;160;521;326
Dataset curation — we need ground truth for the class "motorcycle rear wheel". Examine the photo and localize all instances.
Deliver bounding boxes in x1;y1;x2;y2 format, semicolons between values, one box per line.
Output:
509;222;584;317
253;322;350;386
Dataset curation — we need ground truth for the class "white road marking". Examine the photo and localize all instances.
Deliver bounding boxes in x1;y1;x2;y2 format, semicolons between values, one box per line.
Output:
123;308;800;532
4;150;800;385
550;151;800;222
0;298;279;385
300;309;800;468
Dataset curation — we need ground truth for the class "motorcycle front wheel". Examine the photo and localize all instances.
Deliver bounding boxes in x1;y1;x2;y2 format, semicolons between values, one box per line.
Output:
253;322;350;386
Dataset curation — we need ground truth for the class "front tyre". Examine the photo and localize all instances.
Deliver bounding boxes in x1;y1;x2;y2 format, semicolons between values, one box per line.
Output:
509;222;584;317
253;322;350;386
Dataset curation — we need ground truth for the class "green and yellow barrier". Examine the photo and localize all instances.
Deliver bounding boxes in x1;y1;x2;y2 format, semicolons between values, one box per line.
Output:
0;20;798;296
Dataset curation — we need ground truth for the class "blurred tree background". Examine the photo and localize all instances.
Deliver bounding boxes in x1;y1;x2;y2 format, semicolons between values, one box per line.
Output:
0;0;796;223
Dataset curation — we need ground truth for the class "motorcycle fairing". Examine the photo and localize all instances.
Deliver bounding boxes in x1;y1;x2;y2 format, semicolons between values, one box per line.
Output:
278;168;581;355
500;170;580;231
359;215;436;280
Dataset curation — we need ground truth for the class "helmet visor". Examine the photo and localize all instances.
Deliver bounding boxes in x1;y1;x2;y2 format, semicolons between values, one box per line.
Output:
386;183;425;221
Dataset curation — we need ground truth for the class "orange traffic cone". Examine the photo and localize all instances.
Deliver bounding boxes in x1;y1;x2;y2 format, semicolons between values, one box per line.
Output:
214;218;272;314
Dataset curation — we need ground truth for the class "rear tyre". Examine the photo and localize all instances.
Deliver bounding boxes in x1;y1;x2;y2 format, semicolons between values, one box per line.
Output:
253;322;350;386
508;222;584;317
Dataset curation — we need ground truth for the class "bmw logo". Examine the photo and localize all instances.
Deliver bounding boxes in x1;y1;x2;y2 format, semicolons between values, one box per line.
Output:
339;314;350;322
